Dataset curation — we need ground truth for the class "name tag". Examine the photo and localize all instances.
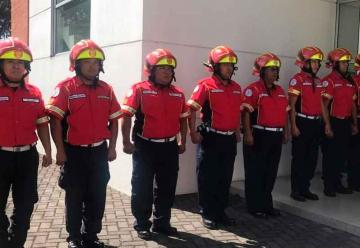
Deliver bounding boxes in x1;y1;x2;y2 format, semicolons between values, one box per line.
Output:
142;90;158;95
211;89;224;93
233;90;241;94
169;93;182;97
303;83;312;86
69;94;86;100
23;98;40;103
98;95;110;100
259;93;269;97
0;96;9;101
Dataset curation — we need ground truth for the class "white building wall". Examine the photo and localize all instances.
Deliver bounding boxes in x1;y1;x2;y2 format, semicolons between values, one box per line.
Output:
28;0;337;195
142;0;337;194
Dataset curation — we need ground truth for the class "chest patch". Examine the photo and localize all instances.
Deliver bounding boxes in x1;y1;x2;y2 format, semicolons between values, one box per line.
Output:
0;96;9;101
69;93;86;100
22;98;40;103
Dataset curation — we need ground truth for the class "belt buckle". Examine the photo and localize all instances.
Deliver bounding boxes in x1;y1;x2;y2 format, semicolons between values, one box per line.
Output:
14;147;21;152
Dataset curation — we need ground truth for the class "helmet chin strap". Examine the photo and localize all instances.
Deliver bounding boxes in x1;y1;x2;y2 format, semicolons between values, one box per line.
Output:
214;64;236;82
149;67;176;88
0;70;28;86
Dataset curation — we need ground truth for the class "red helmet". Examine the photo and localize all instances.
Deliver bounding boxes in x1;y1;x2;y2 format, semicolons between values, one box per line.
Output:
144;48;177;75
326;48;352;68
0;37;32;62
295;46;324;68
354;53;360;72
206;45;237;71
69;39;105;71
252;52;281;76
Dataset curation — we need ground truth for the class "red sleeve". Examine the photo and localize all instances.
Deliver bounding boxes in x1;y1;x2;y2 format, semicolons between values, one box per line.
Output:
108;87;122;120
46;85;69;120
36;91;49;125
288;75;302;96
187;83;207;111
121;84;140;117
321;78;334;99
180;93;190;118
243;85;259;109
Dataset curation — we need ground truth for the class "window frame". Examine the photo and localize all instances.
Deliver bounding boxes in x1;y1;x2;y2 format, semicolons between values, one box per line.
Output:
51;0;91;56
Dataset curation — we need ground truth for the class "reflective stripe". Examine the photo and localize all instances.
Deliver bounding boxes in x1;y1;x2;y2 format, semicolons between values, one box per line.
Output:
109;110;122;120
180;111;190;118
339;54;352;61
0;50;32;62
187;99;202;110
46;105;65;118
121;105;136;115
252;125;283;132
219;55;237;64
156;57;176;67
288;88;300;95
264;59;280;67
321;93;333;99
310;53;323;60
36;116;50;124
77;48;104;60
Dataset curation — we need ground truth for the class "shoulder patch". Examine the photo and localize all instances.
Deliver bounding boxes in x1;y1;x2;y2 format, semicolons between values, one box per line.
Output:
52;87;60;98
290;79;297;86
322;81;329;87
245;88;253;97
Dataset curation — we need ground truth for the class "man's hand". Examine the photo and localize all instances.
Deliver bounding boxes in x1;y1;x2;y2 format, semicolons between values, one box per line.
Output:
56;149;67;166
123;142;135;154
190;132;203;144
108;147;117;161
324;124;334;138
291;125;301;137
244;132;254;146
41;153;52;167
178;143;186;154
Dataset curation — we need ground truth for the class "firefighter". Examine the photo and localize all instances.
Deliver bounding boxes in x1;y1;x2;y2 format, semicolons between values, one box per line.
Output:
288;47;324;202
47;40;122;248
321;48;357;197
348;53;360;191
188;46;247;229
121;49;189;240
242;53;289;218
0;37;52;248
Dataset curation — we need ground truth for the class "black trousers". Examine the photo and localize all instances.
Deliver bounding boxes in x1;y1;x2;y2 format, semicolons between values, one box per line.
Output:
291;116;321;194
321;117;351;193
0;147;39;248
347;118;360;189
59;142;110;242
197;132;237;221
243;129;283;213
131;137;179;231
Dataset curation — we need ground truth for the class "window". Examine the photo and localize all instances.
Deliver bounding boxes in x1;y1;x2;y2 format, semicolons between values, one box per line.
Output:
336;0;360;72
51;0;91;55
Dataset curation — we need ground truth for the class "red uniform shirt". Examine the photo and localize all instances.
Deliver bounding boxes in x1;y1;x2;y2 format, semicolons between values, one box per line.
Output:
0;79;49;146
321;71;356;119
243;80;289;127
288;71;323;116
122;81;189;139
353;73;360;112
46;76;122;145
187;76;244;131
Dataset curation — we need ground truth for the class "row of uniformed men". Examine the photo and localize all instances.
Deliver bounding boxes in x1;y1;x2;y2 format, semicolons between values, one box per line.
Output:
0;37;359;248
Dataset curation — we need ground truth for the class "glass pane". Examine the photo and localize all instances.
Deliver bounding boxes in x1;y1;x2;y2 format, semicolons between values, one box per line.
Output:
55;0;90;54
337;2;360;72
56;0;67;5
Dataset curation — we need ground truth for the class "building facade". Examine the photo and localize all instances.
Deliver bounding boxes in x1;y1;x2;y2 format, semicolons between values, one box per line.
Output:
10;0;360;195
